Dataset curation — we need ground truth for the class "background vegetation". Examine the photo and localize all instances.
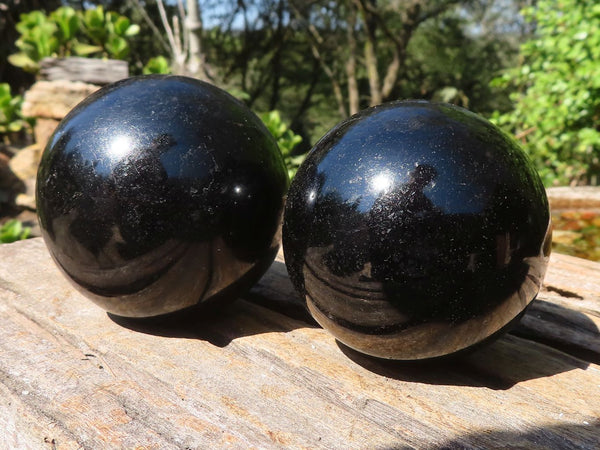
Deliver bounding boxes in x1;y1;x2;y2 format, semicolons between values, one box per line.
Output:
492;0;600;186
0;0;598;184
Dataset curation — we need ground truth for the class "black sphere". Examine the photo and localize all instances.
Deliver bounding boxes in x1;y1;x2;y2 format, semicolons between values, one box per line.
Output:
37;75;288;318
283;101;551;360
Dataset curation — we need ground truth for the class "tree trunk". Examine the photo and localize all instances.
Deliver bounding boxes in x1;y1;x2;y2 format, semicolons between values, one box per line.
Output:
381;3;420;100
269;0;286;110
357;0;382;106
290;1;347;117
346;5;360;115
292;58;322;128
186;0;207;79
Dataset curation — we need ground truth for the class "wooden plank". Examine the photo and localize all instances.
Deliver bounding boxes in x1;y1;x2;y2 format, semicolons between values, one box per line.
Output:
0;238;599;448
546;186;600;211
39;57;129;85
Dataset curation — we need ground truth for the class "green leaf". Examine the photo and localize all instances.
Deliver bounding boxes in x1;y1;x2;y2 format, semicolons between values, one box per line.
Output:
259;110;303;178
105;36;129;60
124;24;140;37
20;227;31;240
84;6;105;29
51;6;80;42
72;42;103;56
113;16;130;36
143;56;171;74
7;120;24;132
7;53;39;72
0;220;29;244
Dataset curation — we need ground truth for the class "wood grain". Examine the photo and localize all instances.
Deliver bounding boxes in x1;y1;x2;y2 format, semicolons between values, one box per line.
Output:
0;238;598;449
39;57;128;85
546;186;600;211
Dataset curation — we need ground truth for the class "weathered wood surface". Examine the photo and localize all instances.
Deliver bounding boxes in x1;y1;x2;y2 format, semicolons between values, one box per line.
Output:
40;57;129;85
0;238;598;449
546;186;600;211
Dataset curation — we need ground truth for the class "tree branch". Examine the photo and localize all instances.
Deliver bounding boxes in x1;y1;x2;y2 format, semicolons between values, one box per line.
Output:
156;0;179;61
127;0;170;54
289;0;347;117
346;3;359;114
355;0;382;105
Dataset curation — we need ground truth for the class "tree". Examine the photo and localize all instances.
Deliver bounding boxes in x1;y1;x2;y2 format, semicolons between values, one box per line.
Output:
405;0;534;115
289;0;465;116
1;0;536;152
126;0;211;79
492;0;600;186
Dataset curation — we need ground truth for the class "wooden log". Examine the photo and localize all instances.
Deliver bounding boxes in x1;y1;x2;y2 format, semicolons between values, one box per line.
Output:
0;238;598;448
546;186;600;211
39;57;129;85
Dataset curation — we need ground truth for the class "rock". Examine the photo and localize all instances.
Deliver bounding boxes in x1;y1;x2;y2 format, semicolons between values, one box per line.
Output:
13;209;40;237
33;118;61;152
21;80;100;120
8;144;41;210
0;152;25;208
21;80;100;150
14;192;36;210
8;144;41;181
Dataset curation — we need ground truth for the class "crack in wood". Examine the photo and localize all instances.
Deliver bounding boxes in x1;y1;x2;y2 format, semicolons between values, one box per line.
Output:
544;285;584;299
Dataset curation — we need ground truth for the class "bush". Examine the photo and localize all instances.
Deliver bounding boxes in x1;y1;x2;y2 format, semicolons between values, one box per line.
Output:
259;110;304;179
492;0;600;186
0;220;31;244
8;6;140;73
0;83;31;143
143;56;171;75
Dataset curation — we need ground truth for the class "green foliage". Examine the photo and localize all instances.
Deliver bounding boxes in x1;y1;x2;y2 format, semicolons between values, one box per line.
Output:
51;6;80;45
0;83;28;138
0;220;31;244
9;6;140;73
8;10;60;72
406;13;519;114
492;0;600;186
143;56;171;75
80;6;140;60
260;111;304;179
226;87;251;102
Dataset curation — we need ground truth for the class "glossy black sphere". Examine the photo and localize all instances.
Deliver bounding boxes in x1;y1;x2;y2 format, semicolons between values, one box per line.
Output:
37;75;288;317
283;101;551;360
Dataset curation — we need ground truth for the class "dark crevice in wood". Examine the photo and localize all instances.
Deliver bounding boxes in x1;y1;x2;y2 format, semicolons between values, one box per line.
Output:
243;291;316;326
510;329;599;366
544;285;584;299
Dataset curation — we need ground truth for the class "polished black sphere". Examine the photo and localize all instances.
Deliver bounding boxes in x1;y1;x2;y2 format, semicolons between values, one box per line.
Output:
283;101;551;360
37;75;288;317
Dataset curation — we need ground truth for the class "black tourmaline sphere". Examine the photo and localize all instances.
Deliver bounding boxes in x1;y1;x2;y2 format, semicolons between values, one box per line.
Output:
283;101;551;360
37;75;288;318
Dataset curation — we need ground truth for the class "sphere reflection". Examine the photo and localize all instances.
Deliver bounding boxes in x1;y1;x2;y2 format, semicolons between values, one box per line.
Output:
37;75;289;318
283;101;551;360
370;172;394;194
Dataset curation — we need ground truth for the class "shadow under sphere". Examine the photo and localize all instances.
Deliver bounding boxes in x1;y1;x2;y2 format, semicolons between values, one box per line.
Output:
36;75;289;318
283;101;552;360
